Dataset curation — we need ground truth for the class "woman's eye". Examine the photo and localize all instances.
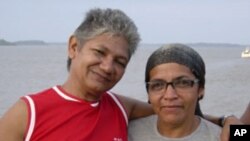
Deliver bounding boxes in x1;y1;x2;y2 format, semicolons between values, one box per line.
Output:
174;79;192;87
181;80;192;85
152;83;161;89
150;82;164;90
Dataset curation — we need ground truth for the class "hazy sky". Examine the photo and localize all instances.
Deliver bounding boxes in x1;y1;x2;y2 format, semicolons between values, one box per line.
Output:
0;0;249;44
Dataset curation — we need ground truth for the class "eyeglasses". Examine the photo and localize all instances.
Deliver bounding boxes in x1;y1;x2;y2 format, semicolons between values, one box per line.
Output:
146;78;199;94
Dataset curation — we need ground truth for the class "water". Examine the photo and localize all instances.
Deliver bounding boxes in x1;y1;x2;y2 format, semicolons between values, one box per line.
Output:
0;44;249;118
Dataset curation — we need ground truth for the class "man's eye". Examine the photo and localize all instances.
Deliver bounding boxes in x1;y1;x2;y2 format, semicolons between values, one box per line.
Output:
117;62;126;68
115;60;126;68
96;49;104;55
93;49;105;57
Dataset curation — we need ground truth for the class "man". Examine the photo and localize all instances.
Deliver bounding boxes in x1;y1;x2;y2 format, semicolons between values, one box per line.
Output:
0;8;153;141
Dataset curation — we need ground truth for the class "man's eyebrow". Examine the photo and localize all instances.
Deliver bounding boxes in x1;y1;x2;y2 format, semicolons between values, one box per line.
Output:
97;44;129;61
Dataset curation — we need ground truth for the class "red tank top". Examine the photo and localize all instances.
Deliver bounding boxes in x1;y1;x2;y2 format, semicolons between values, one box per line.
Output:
22;86;128;141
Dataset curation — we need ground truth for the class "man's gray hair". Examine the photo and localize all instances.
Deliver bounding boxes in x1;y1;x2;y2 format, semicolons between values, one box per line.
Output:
67;8;140;71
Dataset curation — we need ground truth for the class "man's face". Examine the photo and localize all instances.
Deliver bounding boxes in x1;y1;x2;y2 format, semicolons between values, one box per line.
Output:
69;33;129;100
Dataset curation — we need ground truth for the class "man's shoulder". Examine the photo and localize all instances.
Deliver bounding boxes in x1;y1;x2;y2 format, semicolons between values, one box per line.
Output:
23;86;57;100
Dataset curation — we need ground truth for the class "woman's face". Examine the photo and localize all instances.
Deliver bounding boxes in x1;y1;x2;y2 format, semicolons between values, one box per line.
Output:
148;63;204;125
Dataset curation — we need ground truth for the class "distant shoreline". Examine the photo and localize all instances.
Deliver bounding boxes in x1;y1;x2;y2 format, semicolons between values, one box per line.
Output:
0;39;48;46
0;39;68;46
0;39;248;47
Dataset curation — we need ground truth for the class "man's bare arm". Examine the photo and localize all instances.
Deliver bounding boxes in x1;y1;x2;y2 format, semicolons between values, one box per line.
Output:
241;102;250;124
0;99;28;141
116;94;154;120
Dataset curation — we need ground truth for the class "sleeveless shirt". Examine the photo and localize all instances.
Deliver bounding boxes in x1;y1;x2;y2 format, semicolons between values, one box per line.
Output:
22;86;128;141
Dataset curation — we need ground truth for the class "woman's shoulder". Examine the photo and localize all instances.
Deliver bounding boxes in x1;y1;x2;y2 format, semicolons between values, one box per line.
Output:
200;117;222;138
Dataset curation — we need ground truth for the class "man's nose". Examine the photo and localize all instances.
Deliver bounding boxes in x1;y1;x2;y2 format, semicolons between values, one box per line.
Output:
100;57;114;73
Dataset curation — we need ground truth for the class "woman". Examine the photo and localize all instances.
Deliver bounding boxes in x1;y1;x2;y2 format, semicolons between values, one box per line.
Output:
129;43;221;141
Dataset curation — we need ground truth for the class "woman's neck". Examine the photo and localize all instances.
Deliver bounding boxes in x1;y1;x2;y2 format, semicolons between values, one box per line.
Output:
157;115;201;138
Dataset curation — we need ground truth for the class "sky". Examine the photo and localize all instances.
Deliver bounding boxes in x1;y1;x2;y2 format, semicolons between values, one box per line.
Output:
0;0;250;44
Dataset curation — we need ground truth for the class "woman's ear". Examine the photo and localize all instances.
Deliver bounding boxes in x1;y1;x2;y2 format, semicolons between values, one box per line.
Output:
198;88;204;100
68;35;78;59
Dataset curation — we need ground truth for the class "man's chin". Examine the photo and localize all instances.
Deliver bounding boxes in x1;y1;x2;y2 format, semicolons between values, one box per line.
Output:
88;79;116;92
90;85;112;94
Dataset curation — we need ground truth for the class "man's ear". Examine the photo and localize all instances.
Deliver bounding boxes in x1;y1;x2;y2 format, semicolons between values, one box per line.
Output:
147;99;151;104
68;35;78;59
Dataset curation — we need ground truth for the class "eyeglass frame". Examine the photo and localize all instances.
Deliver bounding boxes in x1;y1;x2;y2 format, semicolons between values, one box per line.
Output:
146;78;200;94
